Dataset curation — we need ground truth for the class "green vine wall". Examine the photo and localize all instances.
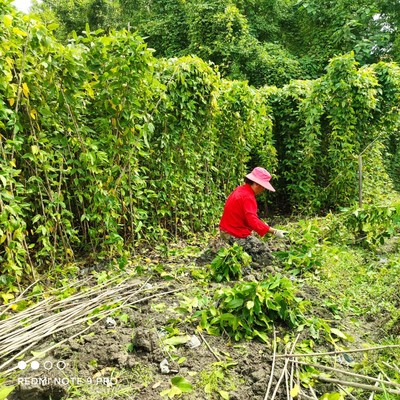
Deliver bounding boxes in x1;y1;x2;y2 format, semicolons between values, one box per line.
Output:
1;1;400;284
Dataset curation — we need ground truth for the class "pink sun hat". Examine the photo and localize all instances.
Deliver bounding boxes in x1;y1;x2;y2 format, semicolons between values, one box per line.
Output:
246;167;275;192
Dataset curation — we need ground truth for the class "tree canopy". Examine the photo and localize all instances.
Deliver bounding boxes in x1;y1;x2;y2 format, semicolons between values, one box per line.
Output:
1;0;400;276
29;0;400;86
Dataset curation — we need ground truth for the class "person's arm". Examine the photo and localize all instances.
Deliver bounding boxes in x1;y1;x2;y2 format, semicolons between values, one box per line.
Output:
243;197;287;238
243;197;270;236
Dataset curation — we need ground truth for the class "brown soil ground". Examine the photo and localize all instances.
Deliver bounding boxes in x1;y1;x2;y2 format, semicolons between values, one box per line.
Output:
3;238;395;400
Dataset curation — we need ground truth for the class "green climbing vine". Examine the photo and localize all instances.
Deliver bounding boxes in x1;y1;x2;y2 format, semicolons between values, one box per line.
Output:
1;0;400;287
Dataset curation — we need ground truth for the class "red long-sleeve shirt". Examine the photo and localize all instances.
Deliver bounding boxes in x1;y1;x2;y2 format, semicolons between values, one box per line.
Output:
219;184;271;238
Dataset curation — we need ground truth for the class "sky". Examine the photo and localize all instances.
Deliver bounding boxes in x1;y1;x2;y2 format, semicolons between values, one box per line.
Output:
12;0;33;13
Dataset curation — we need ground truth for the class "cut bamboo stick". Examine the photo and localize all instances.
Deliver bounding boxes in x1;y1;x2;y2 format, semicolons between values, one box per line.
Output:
0;279;186;374
264;328;277;400
337;384;358;400
294;361;400;388
270;334;300;400
311;374;400;395
368;374;381;400
269;345;400;359
198;331;220;362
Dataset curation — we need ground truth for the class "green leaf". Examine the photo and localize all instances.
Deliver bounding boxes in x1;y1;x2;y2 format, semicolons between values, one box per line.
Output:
0;293;14;304
269;277;281;290
135;221;143;233
31;351;46;359
0;175;6;187
163;335;191;346
47;23;59;31
119;313;129;323
320;393;344;400
225;298;244;309
219;389;230;399
3;15;13;28
160;386;182;398
147;122;155;133
31;145;40;155
0;386;15;400
330;328;347;340
246;300;254;310
171;376;193;393
290;384;300;397
253;329;269;343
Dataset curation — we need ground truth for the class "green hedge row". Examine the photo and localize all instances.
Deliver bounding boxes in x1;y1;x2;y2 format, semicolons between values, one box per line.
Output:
270;54;400;212
1;1;400;283
0;3;273;281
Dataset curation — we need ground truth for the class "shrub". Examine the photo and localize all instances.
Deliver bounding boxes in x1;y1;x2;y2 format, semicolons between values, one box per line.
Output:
210;243;251;283
198;275;305;342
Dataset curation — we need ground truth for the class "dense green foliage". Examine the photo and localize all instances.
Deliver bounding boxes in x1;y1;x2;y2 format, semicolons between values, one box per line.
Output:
271;55;400;211
31;0;123;40
32;0;305;87
198;275;305;342
31;0;400;84
0;1;274;283
277;202;400;274
1;0;400;286
210;243;251;282
336;203;400;247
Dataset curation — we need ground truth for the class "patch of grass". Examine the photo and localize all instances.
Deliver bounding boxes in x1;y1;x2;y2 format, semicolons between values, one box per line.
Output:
295;212;400;398
65;364;155;399
196;361;240;399
313;242;400;324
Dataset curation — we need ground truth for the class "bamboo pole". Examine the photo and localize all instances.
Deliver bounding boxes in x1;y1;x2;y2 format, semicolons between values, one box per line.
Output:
337;384;358;400
311;374;400;396
198;331;220;362
264;329;277;400
270;334;300;400
269;345;400;359
294;361;400;388
368;374;381;400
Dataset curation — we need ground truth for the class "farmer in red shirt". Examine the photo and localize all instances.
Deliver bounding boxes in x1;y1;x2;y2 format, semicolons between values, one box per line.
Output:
219;167;286;268
220;167;286;239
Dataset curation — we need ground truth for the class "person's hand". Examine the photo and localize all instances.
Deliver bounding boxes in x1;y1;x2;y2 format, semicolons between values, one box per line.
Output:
274;229;288;239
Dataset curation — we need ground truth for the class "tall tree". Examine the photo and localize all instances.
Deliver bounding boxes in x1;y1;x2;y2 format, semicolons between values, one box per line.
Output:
32;0;400;84
119;0;190;57
283;0;399;75
31;0;122;39
119;0;304;86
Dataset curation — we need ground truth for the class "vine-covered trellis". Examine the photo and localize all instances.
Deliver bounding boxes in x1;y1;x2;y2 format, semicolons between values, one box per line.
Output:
1;0;400;282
